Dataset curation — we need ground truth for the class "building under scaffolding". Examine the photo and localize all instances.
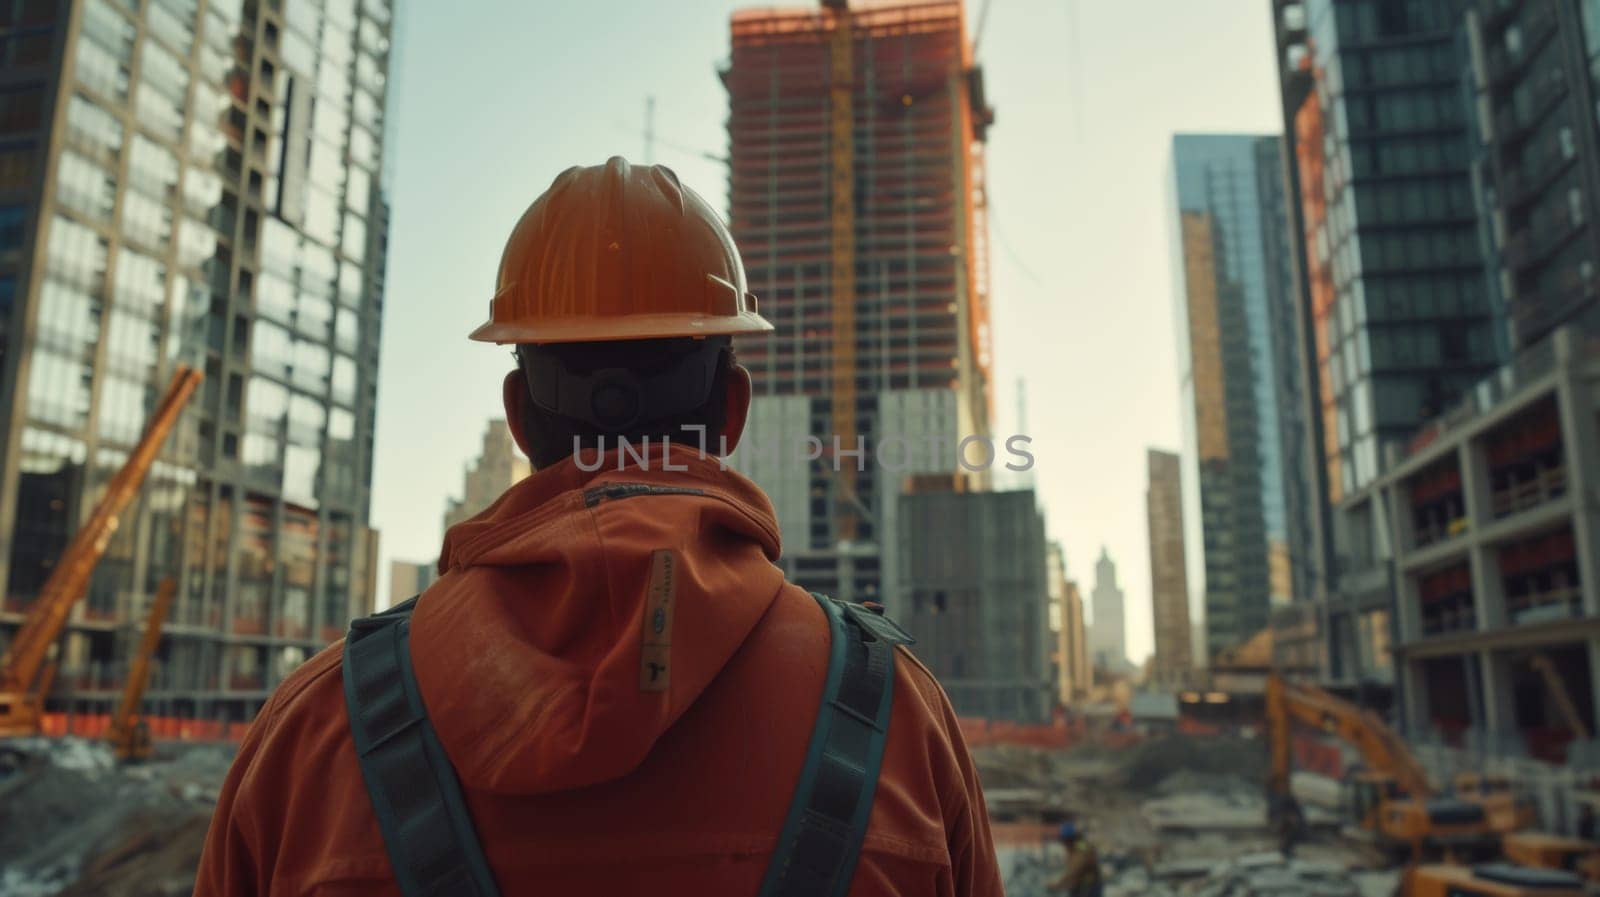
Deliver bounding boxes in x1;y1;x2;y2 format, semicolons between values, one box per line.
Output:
722;0;995;609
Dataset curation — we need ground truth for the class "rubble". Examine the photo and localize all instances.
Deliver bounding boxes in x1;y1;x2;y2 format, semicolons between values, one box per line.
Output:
0;737;233;897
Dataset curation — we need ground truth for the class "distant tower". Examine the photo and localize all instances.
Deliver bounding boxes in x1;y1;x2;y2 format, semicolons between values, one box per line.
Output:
1089;548;1127;672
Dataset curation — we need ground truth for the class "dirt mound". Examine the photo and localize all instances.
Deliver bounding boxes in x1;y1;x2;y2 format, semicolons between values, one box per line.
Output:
0;738;233;897
1113;734;1266;793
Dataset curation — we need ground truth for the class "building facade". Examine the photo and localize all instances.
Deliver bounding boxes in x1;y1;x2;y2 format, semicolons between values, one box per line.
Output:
1272;0;1514;683
1469;0;1600;350
1146;448;1193;685
388;558;434;609
897;481;1052;723
442;418;528;534
1373;328;1600;764
1089;547;1127;673
0;0;393;721
1170;133;1308;660
1049;541;1090;703
722;0;995;609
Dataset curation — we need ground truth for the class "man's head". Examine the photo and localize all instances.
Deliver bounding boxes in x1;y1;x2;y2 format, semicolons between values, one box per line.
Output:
471;157;772;468
1058;821;1082;845
502;335;751;469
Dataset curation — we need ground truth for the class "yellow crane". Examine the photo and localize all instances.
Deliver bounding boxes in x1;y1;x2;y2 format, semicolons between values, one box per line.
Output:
105;576;177;761
0;365;202;737
823;0;857;541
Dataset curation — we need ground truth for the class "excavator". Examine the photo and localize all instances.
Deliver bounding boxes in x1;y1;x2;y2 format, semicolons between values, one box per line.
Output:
1265;672;1500;860
1402;863;1586;896
0;365;201;737
104;577;176;761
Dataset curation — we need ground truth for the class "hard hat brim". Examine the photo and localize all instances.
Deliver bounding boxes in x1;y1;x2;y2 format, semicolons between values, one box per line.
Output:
469;310;775;345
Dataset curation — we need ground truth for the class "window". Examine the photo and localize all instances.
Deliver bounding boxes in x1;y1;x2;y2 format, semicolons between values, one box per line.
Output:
0;204;26;250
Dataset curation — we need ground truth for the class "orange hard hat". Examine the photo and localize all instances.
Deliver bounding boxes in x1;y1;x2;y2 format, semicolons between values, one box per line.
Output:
470;157;774;344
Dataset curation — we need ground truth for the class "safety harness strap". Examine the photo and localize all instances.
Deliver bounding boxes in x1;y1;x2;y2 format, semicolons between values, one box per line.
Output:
756;593;913;897
343;591;912;897
343;596;500;897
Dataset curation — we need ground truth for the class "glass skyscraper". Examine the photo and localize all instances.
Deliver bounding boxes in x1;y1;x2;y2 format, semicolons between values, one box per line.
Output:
1170;133;1310;660
0;0;392;722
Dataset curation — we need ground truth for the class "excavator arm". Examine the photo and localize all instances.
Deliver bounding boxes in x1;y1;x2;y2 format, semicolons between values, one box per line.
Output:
1266;671;1432;801
0;365;201;736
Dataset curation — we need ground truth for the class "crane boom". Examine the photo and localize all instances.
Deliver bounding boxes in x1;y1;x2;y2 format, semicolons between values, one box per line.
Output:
0;364;202;736
826;0;858;541
106;576;176;761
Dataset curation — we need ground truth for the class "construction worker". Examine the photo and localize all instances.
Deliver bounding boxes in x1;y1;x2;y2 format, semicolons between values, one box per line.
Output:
1048;822;1103;897
194;157;1003;897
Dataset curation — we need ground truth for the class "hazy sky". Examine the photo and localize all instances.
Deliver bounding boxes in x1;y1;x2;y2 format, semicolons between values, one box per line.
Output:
371;0;1283;663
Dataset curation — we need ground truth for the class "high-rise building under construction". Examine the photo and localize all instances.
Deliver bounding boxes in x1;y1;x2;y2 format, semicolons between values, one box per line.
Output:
0;0;392;723
722;0;995;607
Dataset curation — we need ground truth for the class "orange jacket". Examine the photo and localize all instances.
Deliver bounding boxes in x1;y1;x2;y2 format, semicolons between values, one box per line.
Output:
195;448;1002;896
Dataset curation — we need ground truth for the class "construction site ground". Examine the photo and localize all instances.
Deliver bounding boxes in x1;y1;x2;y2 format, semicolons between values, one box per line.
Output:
0;733;1404;895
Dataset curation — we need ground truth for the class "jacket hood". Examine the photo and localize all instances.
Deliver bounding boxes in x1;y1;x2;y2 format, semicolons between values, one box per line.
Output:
409;443;788;797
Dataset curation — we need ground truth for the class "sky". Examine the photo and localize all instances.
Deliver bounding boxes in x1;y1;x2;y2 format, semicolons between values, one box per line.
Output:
370;0;1283;664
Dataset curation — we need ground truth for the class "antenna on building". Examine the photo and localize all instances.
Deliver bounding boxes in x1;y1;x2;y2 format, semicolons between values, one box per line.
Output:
644;96;656;164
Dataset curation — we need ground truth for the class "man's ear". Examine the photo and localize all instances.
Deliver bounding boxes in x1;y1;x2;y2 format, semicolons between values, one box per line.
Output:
719;363;752;455
502;369;537;462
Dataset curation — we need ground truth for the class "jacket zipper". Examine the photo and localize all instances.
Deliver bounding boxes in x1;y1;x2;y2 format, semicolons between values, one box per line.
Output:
583;482;707;508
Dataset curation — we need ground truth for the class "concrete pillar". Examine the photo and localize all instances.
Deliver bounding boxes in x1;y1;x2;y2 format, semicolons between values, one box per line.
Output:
1479;650;1518;753
1588;638;1600;739
1552;330;1600;616
1401;655;1432;738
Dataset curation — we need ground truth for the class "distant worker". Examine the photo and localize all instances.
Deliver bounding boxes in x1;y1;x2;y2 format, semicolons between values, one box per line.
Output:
1049;822;1103;897
194;158;1003;896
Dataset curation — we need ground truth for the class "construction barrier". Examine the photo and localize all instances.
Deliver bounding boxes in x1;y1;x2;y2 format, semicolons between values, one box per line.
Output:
37;712;251;743
958;716;1078;749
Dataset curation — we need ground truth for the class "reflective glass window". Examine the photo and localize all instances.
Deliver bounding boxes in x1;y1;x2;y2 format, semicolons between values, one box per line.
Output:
26;349;92;428
128;134;179;199
6;429;88;603
338;263;361;308
296;290;332;339
335;307;357;352
134;82;184;143
292;340;329;392
341;212;366;262
140;40;189;104
97;371;151;442
305;187;339;246
247;376;288;430
55;151;116;222
115;248;166;317
257;270;294;324
345;164;370;215
233;496;274;636
148;0;197;51
262;216;297;275
75;31;130;100
64;94;122;161
122;190;173;250
282;28;315;75
349;123;376;169
177;217;217;270
46;215;107;290
251;320;293;379
331;354;356;405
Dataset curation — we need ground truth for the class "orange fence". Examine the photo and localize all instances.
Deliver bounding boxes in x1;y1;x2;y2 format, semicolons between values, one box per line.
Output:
958;716;1079;749
39;712;251;743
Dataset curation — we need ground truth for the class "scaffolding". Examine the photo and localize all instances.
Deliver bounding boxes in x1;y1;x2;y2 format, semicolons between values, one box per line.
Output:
723;0;994;546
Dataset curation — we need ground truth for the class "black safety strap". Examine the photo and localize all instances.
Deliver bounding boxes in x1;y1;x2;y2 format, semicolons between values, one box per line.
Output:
756;594;914;897
343;596;501;897
343;591;913;897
